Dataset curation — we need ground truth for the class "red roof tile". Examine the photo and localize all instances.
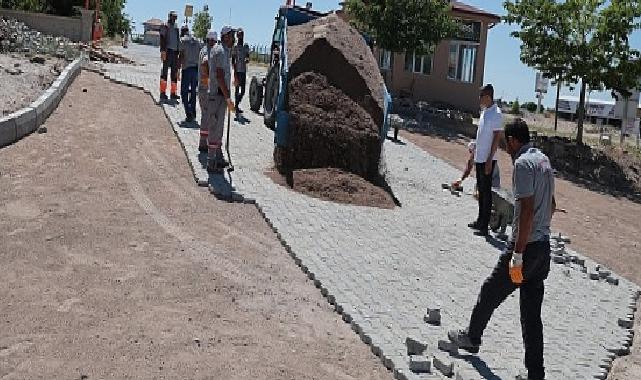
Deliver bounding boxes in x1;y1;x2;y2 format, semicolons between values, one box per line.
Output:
451;1;500;20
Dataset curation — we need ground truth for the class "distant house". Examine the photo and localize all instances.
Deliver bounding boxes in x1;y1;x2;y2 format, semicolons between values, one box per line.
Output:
340;1;500;113
143;18;163;46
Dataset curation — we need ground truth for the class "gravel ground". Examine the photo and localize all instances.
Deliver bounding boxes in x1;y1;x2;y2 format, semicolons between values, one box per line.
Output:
0;71;392;380
0;53;65;115
401;128;641;380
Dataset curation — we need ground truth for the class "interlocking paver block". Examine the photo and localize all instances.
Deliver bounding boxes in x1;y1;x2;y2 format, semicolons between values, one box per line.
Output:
406;337;427;355
409;355;431;373
433;353;454;377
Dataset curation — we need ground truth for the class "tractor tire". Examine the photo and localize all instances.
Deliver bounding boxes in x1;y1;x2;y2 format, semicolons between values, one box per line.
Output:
249;76;263;113
263;64;280;130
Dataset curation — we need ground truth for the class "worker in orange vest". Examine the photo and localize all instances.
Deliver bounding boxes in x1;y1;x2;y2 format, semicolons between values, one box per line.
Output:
198;30;218;152
159;11;180;101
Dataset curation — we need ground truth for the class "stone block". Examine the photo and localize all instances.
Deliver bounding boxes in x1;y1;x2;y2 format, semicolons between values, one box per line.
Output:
552;255;566;264
409;355;431;373
438;339;459;355
606;276;619;286
424;308;441;325
618;318;634;329
406;337;427;355
589;272;600;280
433;353;454;377
13;107;37;138
33;87;61;126
0;115;17;147
598;270;611;279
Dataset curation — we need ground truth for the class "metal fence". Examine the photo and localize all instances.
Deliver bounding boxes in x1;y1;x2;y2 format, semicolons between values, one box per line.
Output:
249;44;270;65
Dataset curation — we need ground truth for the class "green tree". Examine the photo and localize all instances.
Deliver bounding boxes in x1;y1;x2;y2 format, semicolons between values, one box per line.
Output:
192;8;213;41
511;98;521;115
344;0;458;55
505;0;641;144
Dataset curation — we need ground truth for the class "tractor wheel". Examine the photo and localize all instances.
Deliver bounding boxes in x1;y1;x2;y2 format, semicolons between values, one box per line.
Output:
249;76;263;113
263;64;280;130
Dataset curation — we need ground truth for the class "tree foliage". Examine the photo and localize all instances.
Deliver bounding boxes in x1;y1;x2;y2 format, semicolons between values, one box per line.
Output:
504;0;641;144
344;0;458;54
511;98;521;115
192;9;213;41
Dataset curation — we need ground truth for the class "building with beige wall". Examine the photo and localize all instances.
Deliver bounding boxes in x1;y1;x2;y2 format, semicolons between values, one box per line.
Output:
371;2;500;113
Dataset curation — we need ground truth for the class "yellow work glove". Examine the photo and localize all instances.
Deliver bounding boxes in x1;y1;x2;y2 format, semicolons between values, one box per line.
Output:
161;51;167;62
226;98;235;113
509;252;524;285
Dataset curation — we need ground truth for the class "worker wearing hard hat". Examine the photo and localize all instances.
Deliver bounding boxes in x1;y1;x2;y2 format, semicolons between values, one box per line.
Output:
178;25;202;122
206;25;236;173
159;11;180;101
198;31;218;152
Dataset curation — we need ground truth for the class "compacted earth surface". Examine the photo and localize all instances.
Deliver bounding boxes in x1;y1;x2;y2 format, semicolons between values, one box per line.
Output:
0;71;392;380
0;53;65;115
401;128;641;380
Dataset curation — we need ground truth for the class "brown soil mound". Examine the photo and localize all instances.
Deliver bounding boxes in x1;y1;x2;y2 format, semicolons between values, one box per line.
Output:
267;168;396;209
536;136;641;197
287;14;384;129
284;72;381;179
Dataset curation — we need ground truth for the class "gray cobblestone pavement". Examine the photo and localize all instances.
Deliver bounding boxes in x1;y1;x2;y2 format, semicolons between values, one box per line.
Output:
101;44;640;380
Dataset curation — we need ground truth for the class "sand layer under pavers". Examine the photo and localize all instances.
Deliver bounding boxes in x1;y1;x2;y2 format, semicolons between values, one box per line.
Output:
100;44;640;380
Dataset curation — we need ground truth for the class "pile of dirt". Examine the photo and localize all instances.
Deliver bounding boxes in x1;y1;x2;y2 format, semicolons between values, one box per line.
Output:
536;136;641;197
285;72;381;178
287;14;385;129
267;168;397;209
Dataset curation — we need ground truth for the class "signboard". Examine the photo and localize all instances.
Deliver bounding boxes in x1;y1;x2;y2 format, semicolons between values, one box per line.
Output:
535;72;549;94
184;5;194;18
557;97;617;119
622;118;640;136
455;21;481;43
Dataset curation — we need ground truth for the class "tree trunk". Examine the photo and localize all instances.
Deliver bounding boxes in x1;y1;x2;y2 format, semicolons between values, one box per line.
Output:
576;80;587;144
554;77;561;131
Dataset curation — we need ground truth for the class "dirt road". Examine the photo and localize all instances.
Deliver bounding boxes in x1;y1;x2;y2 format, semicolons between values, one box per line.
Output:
401;129;641;380
0;71;391;380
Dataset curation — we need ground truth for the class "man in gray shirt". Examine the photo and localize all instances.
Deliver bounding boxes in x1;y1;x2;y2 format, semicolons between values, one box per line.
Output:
448;119;555;380
206;26;236;173
231;28;250;114
178;25;202;122
159;11;180;101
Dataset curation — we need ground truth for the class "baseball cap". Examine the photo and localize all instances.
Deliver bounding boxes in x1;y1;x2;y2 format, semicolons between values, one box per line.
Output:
220;25;236;36
206;31;218;40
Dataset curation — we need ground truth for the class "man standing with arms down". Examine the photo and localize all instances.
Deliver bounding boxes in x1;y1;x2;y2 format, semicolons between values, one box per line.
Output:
470;84;503;236
448;119;556;380
232;28;250;114
159;11;181;101
206;26;236;173
198;31;217;152
178;25;202;122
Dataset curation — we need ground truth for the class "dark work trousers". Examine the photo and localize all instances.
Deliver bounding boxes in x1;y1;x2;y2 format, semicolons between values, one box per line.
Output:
161;49;179;82
235;72;247;109
475;160;497;230
467;240;551;380
180;67;198;117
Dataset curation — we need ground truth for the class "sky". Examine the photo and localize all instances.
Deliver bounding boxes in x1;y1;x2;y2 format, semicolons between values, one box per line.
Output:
124;0;641;108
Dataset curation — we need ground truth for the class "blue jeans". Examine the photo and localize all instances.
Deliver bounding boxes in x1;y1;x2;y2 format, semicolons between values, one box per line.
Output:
181;67;198;117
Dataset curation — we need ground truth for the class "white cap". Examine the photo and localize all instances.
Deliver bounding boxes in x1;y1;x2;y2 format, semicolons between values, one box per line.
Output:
206;31;218;40
220;25;235;36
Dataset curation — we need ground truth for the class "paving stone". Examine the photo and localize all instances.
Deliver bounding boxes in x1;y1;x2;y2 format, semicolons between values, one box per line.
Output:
406;337;427;355
433;353;454;377
424;308;441;325
100;44;641;380
409;355;431;373
437;339;458;356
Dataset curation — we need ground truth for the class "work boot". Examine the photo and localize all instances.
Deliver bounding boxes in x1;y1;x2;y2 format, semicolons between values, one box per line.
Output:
474;229;489;237
160;93;168;101
207;160;224;174
468;221;480;230
170;93;180;100
448;329;480;354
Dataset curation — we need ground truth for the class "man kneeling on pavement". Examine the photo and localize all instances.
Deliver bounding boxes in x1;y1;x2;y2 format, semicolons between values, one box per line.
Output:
448;119;556;380
206;26;236;173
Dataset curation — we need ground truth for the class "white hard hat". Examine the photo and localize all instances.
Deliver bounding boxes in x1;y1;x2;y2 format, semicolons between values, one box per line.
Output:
206;31;218;40
220;25;236;36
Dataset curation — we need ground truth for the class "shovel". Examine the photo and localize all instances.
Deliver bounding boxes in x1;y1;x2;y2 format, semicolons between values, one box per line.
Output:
225;109;234;173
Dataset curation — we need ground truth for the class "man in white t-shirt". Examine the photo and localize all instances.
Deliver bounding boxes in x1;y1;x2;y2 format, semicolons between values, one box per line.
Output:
470;84;503;236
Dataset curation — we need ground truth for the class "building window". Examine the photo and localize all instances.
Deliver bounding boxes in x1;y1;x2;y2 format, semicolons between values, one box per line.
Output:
378;49;391;70
448;42;478;83
404;51;432;75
